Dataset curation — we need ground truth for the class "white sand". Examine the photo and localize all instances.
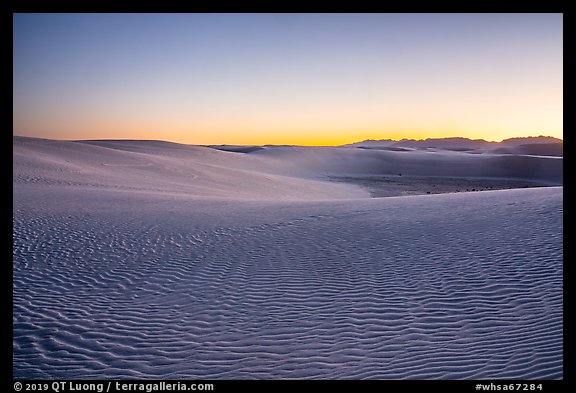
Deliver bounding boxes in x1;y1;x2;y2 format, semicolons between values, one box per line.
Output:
13;137;563;379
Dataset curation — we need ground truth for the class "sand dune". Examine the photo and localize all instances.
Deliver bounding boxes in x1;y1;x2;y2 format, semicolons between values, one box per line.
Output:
250;145;562;183
491;143;563;157
13;137;367;200
13;137;563;379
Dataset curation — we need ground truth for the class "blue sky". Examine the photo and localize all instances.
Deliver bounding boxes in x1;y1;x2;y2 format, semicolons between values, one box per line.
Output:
13;13;563;145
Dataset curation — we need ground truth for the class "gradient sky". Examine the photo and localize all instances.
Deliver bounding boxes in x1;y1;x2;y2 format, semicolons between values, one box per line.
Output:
13;13;563;145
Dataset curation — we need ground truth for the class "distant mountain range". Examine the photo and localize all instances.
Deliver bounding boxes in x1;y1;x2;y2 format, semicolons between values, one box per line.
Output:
344;136;563;156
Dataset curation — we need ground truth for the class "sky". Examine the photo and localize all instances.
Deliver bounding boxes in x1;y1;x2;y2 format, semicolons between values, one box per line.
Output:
13;13;563;146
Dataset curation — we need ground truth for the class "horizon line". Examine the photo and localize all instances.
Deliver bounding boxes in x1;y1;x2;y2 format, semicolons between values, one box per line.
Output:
12;133;564;147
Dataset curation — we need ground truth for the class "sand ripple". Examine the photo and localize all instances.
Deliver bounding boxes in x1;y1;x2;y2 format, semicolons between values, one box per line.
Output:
13;188;562;379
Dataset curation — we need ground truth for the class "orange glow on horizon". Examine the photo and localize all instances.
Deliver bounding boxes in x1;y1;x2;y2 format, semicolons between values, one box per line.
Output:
13;94;563;146
13;125;563;146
